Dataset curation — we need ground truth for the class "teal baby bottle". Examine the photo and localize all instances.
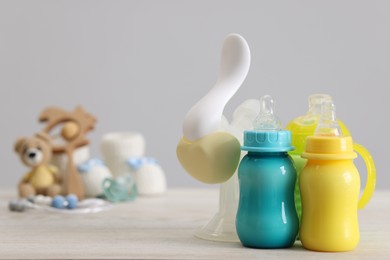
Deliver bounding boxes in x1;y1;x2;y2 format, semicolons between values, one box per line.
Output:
236;95;299;249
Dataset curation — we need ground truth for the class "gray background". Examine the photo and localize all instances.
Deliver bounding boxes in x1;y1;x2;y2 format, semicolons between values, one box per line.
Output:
0;0;388;189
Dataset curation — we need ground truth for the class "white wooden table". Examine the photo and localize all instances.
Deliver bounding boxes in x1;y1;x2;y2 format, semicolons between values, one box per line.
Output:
0;189;389;259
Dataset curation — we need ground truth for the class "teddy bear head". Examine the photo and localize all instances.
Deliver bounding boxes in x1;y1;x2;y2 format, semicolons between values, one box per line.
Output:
14;132;53;168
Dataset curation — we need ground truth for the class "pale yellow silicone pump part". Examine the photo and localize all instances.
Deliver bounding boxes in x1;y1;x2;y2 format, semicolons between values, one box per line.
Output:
354;143;376;209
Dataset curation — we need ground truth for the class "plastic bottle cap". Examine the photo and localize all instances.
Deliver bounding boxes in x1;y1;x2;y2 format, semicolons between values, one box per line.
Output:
242;95;293;152
286;94;351;154
302;100;356;159
242;130;294;152
302;136;357;160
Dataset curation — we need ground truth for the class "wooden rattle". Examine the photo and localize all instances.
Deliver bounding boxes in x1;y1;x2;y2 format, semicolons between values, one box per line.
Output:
39;106;96;200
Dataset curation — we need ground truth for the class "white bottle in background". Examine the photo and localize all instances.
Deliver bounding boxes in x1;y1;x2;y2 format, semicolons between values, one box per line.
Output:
100;132;145;178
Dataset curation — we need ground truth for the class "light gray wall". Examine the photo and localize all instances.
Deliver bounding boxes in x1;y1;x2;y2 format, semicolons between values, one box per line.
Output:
0;0;388;189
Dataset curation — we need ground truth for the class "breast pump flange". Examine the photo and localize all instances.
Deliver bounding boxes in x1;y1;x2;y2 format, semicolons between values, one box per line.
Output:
193;99;260;242
176;33;251;242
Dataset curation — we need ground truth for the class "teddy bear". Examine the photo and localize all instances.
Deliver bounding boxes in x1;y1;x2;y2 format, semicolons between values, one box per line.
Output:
14;132;62;198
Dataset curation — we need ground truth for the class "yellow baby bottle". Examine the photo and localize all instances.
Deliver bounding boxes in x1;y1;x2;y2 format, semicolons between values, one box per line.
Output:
286;94;350;223
299;101;376;252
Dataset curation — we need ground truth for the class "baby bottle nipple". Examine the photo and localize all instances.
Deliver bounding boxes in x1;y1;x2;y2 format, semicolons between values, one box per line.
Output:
253;95;281;131
302;94;333;125
314;100;342;137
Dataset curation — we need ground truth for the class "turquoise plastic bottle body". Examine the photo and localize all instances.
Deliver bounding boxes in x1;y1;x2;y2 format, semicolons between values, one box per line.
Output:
236;151;299;248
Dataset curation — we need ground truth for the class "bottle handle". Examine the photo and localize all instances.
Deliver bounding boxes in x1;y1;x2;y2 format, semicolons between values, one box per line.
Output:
353;143;376;209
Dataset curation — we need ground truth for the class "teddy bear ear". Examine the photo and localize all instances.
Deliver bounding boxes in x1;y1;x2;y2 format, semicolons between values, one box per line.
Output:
35;132;52;144
14;138;26;153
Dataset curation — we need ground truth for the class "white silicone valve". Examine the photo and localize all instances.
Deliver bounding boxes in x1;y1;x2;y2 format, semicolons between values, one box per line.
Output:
314;100;342;136
253;95;281;131
308;94;332;115
182;34;251;141
300;94;333;125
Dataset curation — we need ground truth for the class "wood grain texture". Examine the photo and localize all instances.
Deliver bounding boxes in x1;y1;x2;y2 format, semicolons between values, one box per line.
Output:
0;189;389;259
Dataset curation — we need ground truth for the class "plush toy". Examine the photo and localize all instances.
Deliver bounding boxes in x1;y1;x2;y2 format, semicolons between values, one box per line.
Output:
14;132;61;198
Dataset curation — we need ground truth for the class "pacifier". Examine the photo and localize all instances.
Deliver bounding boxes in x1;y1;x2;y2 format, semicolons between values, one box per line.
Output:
102;174;137;202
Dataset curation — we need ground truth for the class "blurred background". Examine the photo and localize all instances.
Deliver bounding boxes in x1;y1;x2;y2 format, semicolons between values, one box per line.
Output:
0;0;388;189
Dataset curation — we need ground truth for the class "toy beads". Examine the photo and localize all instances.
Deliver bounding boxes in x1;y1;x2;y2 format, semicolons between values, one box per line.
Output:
51;195;79;209
9;194;79;212
9;199;32;212
29;194;53;206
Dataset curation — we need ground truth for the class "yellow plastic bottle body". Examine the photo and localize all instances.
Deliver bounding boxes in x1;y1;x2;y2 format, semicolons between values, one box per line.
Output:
300;159;360;252
286;119;351;223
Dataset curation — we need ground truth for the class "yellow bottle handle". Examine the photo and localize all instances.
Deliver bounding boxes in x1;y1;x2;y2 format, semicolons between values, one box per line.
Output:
354;143;376;209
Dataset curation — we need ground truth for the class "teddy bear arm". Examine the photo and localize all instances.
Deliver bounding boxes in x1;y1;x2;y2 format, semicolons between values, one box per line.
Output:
20;171;33;183
48;165;58;174
48;165;61;182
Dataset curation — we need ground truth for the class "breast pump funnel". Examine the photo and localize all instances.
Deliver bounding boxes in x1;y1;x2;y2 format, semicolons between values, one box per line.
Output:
194;172;240;242
194;100;259;242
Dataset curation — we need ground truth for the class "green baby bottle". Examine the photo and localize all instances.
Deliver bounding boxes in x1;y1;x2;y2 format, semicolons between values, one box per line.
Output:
285;94;351;224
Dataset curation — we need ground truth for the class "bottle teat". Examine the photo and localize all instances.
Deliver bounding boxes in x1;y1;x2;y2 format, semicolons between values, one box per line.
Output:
301;94;333;125
314;100;342;136
253;95;281;131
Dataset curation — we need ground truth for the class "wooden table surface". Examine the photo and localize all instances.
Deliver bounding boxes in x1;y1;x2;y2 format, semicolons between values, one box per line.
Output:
0;188;389;259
